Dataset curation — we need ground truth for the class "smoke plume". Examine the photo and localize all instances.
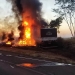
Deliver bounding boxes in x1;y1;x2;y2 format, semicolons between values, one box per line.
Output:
15;0;42;15
6;0;48;46
7;0;42;22
15;0;42;41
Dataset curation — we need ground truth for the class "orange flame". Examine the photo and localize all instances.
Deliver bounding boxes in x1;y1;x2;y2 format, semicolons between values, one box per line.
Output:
17;63;35;68
18;21;36;46
6;41;11;45
23;21;28;26
25;27;31;39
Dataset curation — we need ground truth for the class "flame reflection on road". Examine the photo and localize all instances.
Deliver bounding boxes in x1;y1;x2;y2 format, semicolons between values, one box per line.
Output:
17;63;36;68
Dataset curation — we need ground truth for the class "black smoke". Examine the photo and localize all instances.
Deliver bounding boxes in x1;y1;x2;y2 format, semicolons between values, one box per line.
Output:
1;32;6;41
6;0;48;44
15;0;42;14
14;0;42;40
8;31;14;41
7;0;42;19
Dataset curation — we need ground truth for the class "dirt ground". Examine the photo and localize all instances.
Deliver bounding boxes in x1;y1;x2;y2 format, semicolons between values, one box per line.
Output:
0;46;75;64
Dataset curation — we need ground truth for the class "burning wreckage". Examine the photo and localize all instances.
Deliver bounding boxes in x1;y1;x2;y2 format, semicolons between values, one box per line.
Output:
0;0;57;47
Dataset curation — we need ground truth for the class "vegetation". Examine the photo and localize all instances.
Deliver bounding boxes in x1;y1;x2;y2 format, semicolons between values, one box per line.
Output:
49;17;63;33
57;37;75;49
49;17;63;29
53;0;75;37
47;37;75;62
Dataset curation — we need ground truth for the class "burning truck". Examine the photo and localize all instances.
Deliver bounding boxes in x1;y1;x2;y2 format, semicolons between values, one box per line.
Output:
39;28;57;47
1;27;57;47
0;0;57;47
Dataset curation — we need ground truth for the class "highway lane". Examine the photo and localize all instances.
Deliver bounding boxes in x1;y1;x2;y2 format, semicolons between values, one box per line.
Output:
0;50;75;75
0;61;45;75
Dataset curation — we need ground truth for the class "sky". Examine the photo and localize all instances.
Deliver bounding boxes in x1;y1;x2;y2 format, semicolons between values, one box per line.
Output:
0;0;72;38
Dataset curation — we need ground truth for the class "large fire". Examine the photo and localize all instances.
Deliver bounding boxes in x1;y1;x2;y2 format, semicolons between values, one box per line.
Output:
1;0;42;47
18;20;36;46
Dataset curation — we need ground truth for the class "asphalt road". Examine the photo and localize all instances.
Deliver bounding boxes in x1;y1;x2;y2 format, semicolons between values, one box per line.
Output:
0;50;75;75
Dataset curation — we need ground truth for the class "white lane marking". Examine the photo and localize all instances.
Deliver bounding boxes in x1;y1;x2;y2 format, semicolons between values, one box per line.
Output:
0;59;14;64
10;65;14;68
0;60;3;61
0;53;2;55
39;62;72;66
68;64;72;66
55;63;72;66
15;56;26;58
15;56;52;63
6;55;12;57
14;56;72;66
0;54;72;66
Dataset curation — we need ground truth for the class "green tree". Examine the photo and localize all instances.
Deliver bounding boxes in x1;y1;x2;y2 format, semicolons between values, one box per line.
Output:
53;0;75;37
49;17;63;33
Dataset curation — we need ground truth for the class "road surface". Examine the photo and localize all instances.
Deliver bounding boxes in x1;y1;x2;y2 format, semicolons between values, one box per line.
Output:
0;50;75;75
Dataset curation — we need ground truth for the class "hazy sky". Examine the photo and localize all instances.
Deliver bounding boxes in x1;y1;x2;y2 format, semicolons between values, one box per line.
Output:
0;0;71;38
40;0;71;38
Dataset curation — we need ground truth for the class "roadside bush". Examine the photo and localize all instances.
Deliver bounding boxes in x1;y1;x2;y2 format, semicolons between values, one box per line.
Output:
57;37;75;51
64;38;75;50
57;37;65;48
